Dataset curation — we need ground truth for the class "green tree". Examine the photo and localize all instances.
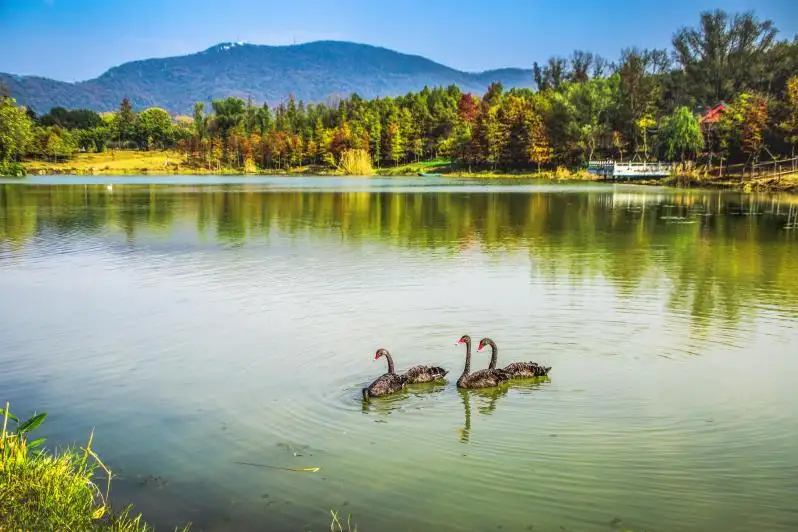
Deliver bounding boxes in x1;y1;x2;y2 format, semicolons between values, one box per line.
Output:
660;106;704;162
256;104;273;135
568;50;595;83
193;102;208;140
636;115;656;160
385;121;405;165
526;109;552;172
738;93;769;163
483;82;504;107
567;78;613;162
533;57;567;91
449;121;473;167
542;91;580;164
779;75;798;157
617;49;668;156
136;108;173;149
40;108;102;130
672;10;777;104
211;97;246;142
0;97;33;162
31;127;77;162
113;97;137;146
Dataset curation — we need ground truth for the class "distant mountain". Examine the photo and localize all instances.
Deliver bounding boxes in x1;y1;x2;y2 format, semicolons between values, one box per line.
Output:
1;41;535;115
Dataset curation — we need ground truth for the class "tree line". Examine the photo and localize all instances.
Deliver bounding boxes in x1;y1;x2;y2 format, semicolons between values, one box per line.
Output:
2;9;798;176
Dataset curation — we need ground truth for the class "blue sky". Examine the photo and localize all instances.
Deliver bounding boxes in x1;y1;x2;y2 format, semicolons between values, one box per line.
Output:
1;0;796;81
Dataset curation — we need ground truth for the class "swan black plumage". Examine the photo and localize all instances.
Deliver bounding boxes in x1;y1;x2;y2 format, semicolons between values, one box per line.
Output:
479;337;551;378
362;348;408;401
402;363;448;384
455;335;509;389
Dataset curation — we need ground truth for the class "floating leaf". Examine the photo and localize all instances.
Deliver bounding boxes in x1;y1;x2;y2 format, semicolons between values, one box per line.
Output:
233;461;320;473
18;412;48;434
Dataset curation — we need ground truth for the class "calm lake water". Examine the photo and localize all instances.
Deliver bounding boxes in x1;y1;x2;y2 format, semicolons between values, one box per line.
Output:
1;176;798;532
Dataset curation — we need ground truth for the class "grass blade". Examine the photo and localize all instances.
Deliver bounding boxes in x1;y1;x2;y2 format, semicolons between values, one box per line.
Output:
1;406;19;423
18;412;48;434
28;437;47;448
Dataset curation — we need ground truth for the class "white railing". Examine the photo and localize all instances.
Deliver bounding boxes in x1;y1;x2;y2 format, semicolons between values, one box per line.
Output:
588;160;673;178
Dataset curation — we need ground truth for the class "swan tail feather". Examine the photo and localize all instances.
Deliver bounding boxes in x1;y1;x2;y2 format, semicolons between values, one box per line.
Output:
431;366;448;379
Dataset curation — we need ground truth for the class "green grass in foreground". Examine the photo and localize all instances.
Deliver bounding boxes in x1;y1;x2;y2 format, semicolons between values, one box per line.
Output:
1;403;656;531
0;402;187;531
1;402;358;532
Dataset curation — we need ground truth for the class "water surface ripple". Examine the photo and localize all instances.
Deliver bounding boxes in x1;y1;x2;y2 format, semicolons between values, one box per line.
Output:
1;177;797;532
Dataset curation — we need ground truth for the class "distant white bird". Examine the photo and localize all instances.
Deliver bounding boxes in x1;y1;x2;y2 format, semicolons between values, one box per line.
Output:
106;184;113;191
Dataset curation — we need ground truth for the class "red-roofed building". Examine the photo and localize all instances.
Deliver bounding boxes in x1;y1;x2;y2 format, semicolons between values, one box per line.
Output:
700;103;727;124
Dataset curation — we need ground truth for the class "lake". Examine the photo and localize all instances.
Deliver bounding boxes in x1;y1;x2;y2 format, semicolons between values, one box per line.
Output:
1;176;797;532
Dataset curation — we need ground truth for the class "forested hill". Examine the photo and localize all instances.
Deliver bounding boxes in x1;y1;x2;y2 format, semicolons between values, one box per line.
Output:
0;41;535;115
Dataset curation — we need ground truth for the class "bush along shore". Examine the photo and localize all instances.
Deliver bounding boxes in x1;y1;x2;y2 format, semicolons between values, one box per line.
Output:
0;402;188;531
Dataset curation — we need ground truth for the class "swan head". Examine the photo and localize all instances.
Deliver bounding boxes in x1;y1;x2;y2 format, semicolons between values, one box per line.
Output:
374;348;390;360
457;335;471;346
477;338;493;351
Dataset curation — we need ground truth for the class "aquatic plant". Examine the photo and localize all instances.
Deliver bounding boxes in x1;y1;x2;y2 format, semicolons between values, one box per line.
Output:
0;402;185;531
330;510;359;532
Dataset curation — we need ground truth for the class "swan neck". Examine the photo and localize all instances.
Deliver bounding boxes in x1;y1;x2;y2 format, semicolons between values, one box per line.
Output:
384;352;395;374
461;339;471;378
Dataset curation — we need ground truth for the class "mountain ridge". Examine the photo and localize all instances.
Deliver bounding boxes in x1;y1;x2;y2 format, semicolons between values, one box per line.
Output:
0;41;535;114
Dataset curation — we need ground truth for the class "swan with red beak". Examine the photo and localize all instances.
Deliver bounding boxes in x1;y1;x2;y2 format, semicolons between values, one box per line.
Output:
455;334;509;389
478;337;551;378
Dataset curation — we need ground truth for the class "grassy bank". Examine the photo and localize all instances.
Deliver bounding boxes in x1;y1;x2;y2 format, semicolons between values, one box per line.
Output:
18;152;600;181
660;172;798;193
21;150;335;176
0;402;182;531
17;150;798;193
375;159;597;180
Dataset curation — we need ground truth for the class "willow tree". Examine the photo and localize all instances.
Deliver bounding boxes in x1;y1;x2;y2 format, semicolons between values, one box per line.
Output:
661;106;704;162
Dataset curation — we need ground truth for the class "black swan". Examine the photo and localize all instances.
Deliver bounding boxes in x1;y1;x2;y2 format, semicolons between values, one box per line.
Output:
362;348;408;401
455;335;509;389
402;362;448;384
479;337;552;378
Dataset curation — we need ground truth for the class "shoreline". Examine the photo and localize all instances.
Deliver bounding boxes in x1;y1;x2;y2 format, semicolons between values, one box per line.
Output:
14;151;798;194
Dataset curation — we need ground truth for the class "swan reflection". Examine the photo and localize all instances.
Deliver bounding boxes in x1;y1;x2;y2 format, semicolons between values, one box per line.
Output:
458;387;508;443
360;381;447;415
